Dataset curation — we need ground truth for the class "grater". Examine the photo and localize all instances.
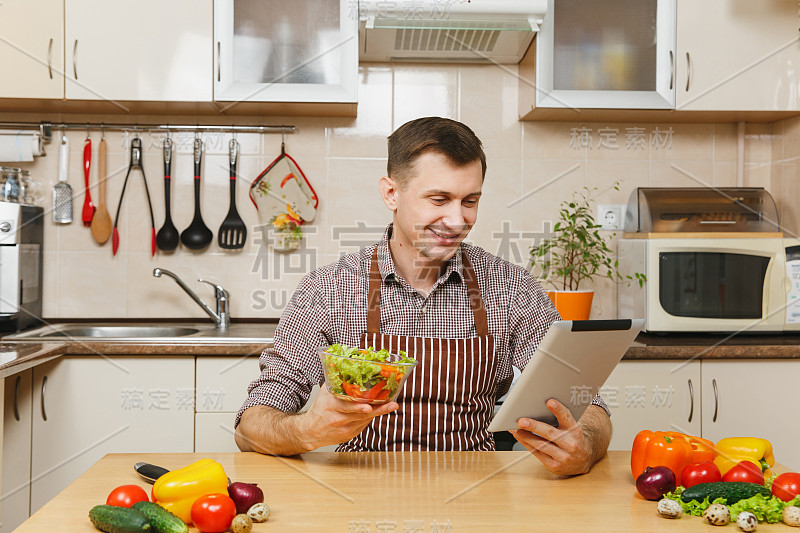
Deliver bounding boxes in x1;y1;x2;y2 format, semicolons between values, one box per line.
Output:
53;135;73;223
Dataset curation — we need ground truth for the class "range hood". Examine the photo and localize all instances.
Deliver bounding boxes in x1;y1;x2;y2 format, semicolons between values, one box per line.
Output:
359;0;547;64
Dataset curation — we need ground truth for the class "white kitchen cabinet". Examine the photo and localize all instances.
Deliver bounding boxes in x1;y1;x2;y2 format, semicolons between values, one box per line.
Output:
676;1;800;111
195;356;259;414
534;0;676;109
64;0;212;101
214;0;358;104
0;0;63;99
195;413;239;453
29;357;194;514
701;360;800;471
2;370;30;533
603;360;701;451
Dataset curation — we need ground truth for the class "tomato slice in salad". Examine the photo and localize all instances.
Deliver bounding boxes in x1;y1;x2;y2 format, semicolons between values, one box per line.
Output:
363;380;388;400
341;382;363;399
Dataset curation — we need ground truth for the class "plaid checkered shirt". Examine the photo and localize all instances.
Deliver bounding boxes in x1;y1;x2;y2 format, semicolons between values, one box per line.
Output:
236;224;610;429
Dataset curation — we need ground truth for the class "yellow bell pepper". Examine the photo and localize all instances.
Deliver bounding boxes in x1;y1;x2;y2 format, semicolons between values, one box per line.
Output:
152;459;229;524
713;437;775;476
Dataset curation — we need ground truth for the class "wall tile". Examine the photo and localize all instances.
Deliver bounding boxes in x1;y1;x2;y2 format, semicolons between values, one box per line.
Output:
393;65;458;128
459;65;522;159
650;160;714;188
522;122;585;160
714;123;738;163
584;160;650;205
521;159;586;282
772;119;784;162
782;115;800;160
650;123;714;162
465;159;522;260
327;65;393;158
58;251;128;318
743;162;771;189
780;161;800;239
584;123;650;161
714;162;738;187
745;123;773;163
42;251;58;318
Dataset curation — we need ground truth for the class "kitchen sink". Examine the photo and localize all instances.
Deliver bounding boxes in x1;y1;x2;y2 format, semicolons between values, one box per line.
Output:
5;322;277;344
30;326;200;338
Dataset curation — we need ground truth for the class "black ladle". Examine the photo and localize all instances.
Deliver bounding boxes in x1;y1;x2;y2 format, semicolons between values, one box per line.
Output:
155;138;179;251
180;137;213;250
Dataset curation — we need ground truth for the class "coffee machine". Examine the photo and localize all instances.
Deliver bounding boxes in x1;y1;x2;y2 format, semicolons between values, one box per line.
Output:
0;202;44;332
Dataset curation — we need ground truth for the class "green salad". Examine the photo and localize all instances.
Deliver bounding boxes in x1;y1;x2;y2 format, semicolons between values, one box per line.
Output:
321;344;416;402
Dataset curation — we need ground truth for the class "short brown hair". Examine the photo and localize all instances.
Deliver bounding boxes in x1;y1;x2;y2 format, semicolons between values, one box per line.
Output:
387;117;486;188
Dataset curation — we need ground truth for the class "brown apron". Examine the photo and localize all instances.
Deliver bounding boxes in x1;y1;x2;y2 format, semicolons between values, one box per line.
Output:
336;248;498;451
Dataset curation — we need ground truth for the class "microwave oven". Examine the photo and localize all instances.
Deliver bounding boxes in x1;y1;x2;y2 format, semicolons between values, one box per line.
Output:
618;236;800;333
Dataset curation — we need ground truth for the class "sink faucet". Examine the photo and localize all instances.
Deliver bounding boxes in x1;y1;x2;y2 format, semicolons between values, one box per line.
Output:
153;268;230;329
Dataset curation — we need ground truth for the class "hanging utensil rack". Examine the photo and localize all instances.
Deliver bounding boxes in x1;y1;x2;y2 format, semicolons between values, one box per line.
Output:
0;121;296;142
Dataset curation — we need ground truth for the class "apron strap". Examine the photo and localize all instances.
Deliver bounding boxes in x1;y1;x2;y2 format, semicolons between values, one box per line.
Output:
462;252;489;337
367;246;489;337
367;247;382;334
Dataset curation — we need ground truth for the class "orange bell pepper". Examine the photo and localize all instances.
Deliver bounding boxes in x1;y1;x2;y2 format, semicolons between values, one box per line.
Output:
631;430;716;486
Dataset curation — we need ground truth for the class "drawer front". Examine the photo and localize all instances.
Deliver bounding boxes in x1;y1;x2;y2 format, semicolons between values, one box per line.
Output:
196;357;260;413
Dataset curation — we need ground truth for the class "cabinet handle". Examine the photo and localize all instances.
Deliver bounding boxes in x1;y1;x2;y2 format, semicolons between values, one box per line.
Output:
47;38;54;80
13;375;21;421
712;378;718;422
687;378;694;423
72;39;78;80
41;375;48;421
685;52;691;92
217;42;221;82
669;50;674;91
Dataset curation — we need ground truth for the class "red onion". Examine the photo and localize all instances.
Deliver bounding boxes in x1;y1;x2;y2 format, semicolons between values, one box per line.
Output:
636;466;677;501
227;482;264;514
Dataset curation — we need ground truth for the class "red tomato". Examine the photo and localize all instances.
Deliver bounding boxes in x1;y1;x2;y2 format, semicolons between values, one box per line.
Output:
772;472;800;502
680;461;722;489
722;460;764;485
191;493;236;533
106;485;149;508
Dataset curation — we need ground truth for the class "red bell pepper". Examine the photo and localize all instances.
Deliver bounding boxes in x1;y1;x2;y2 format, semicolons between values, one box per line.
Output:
631;430;716;485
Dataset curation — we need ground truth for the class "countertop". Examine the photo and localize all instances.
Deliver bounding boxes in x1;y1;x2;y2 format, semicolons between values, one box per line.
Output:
15;451;792;532
0;322;277;378
625;332;800;359
1;325;800;381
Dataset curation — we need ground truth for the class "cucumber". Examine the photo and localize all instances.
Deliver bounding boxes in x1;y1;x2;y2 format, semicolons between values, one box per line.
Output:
680;481;771;505
88;505;151;533
131;501;188;533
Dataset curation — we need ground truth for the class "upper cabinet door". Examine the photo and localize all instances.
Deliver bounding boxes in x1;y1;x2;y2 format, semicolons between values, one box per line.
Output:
676;0;800;111
64;0;212;101
535;0;676;109
214;0;358;104
0;0;63;99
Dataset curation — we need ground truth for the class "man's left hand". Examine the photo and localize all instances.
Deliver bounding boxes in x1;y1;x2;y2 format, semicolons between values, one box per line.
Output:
510;399;594;476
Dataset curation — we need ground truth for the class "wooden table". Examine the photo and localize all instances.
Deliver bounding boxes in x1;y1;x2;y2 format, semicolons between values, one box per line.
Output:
15;451;789;532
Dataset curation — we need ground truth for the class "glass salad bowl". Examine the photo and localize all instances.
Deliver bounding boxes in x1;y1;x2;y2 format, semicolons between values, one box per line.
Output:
319;344;418;404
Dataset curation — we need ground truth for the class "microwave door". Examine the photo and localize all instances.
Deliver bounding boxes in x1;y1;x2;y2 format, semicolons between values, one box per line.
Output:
659;251;770;319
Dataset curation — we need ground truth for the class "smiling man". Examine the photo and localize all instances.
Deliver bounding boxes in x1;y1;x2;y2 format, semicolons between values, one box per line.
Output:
235;117;612;475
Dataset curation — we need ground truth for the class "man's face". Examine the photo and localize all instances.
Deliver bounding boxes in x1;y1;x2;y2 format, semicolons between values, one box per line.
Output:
382;151;483;264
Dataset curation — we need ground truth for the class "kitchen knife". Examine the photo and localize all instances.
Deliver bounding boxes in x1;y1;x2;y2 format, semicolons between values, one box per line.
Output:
134;462;170;484
133;462;231;485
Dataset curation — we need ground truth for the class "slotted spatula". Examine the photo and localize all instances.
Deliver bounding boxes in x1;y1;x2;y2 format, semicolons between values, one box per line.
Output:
217;138;246;249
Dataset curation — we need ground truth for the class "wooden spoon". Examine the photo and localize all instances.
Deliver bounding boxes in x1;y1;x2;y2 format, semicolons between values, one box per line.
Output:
91;137;112;244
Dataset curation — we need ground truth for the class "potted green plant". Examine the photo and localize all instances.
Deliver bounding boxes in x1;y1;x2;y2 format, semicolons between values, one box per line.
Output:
529;182;645;320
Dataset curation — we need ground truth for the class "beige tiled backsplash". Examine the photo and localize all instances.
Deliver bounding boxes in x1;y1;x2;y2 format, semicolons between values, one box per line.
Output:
8;64;800;320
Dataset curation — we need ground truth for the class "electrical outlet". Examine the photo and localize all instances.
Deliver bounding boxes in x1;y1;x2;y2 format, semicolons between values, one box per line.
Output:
597;204;625;230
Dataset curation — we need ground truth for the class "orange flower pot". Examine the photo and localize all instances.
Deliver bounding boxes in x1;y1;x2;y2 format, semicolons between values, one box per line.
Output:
546;290;594;320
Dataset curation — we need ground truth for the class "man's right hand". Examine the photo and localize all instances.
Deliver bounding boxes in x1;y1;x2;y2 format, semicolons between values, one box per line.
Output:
299;386;399;450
